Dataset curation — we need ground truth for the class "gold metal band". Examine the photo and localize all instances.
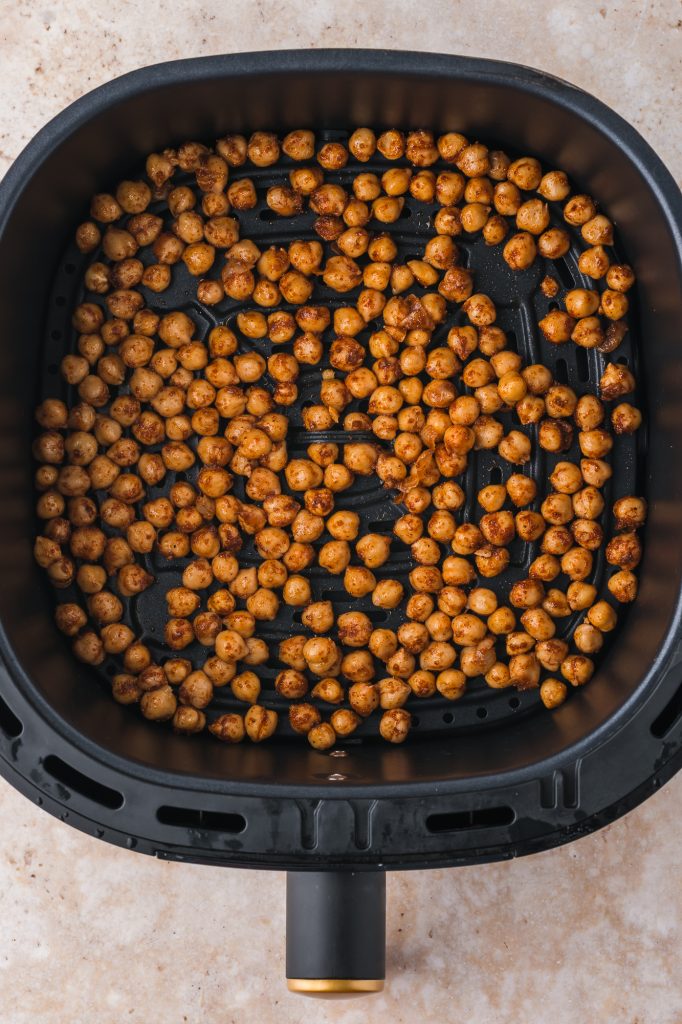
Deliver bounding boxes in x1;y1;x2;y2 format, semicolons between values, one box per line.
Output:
287;978;384;994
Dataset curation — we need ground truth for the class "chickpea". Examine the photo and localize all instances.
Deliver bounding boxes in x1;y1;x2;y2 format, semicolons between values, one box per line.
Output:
376;708;410;743
474;543;509;578
502;231;537;270
308;677;343;705
584;600;617;634
243;705;278;743
599;362;636;401
572;486;604;521
565;288;600;319
509;653;541;690
206;711;246;745
506;632;535;656
516;511;546;542
462;294;496;327
356;534;392;570
282;574;312;607
563;584;595;615
573;622;604;655
497;371;527;405
541;492;574;525
302;721;336;751
170;707;205;734
581;458;613;488
537;228;571;259
510;579;545;610
579;429;613;459
515;198;549;235
536;169;569;200
540;678;568;709
541;525;573;556
539;419;574;453
498;431;531;465
533;640;568;674
608;569;638;603
479;510;516;546
611;403;642;435
529;554;560;582
572;519;603;550
341;649;374;685
550;462;582;495
520;607;556;641
474;486;505;517
561;655;595;687
561;547;594;581
572;317;605;349
140;685;177;722
539;310;575;344
111;674;142;705
451;523;484;557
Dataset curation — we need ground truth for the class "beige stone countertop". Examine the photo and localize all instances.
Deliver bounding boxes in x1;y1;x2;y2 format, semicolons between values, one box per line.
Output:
1;2;681;1022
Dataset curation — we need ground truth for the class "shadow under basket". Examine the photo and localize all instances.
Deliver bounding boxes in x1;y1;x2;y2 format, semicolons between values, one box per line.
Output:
1;50;681;990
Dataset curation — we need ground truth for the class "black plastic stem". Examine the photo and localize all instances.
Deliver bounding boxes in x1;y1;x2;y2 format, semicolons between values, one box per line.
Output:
286;871;386;984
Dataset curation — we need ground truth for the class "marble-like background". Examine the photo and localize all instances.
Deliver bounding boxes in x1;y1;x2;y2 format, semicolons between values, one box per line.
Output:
1;1;681;1021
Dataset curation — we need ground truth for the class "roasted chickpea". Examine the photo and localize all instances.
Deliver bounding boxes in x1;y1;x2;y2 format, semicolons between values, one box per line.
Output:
503;232;536;270
610;401;642;435
561;655;594;687
540;678;568;709
538;310;575;345
561;547;594;581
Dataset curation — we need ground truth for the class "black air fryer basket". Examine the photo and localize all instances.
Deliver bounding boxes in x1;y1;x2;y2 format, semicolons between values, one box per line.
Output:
0;50;681;991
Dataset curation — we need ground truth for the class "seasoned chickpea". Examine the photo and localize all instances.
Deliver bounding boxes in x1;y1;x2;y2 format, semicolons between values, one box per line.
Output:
612;403;642;435
510;579;545;609
579;429;613;459
535;639;569;673
541;492;574;525
561;655;595;687
599;362;635;400
503;231;536;270
282;574;312;607
573;622;604;655
581;458;613;488
242;705;277;743
340;681;379;722
379;708;411;743
529;553;560;581
54;602;87;637
540;678;568;709
561;547;594;581
307;678;342;706
356;534;392;569
539;419;574;454
498;431;531;466
550;462;583;494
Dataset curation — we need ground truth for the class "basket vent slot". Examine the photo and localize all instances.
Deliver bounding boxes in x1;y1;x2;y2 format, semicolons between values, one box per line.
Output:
575;346;589;382
426;805;514;833
0;694;22;739
556;258;575;289
156;805;246;833
650;680;682;739
43;754;124;810
554;358;569;384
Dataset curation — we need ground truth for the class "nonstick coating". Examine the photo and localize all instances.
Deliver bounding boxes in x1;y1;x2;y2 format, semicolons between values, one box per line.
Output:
0;52;681;870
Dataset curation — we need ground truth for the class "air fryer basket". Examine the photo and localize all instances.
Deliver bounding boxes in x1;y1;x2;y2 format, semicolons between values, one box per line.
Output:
0;51;681;989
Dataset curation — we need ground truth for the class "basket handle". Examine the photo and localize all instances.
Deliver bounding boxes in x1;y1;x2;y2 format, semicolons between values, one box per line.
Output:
286;871;386;994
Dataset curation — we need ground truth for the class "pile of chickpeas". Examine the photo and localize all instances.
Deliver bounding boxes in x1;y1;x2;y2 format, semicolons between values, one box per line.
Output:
32;126;645;749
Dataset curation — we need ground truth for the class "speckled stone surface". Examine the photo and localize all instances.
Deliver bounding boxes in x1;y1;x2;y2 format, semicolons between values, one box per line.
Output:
1;3;681;1022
